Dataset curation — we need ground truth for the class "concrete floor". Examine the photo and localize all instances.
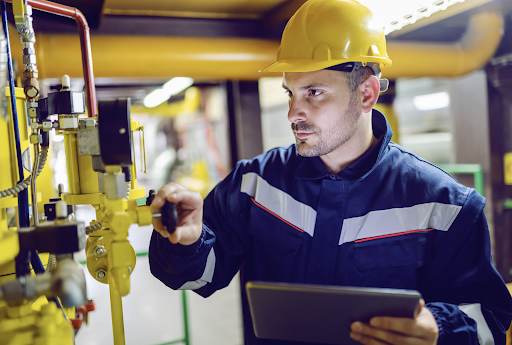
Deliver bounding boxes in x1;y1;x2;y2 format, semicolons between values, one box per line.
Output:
74;206;244;345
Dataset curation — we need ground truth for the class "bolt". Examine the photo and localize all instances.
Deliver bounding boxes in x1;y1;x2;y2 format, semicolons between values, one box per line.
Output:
94;245;106;258
58;183;65;196
95;269;107;281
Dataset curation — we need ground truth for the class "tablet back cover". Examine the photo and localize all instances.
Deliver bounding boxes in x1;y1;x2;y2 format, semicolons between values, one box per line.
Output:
246;281;421;345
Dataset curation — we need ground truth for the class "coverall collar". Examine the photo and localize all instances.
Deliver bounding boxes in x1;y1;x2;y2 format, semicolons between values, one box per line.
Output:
294;109;393;181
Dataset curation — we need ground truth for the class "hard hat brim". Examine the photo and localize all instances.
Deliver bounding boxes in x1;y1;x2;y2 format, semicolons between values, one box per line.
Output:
260;57;392;73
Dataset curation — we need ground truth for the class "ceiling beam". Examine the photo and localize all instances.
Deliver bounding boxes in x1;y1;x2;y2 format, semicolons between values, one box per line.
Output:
101;8;261;20
261;0;307;37
30;14;264;38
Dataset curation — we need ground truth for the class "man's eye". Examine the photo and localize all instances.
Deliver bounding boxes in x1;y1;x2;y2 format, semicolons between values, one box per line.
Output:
285;90;292;97
309;89;321;96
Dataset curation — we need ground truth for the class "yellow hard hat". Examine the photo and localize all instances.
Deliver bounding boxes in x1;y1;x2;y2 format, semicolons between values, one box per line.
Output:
260;0;392;73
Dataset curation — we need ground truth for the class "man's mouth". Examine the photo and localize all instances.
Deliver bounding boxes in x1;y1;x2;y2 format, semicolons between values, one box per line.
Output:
292;122;316;140
294;132;312;139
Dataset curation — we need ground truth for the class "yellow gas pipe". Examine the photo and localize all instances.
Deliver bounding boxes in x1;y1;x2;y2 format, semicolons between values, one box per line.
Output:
6;12;504;80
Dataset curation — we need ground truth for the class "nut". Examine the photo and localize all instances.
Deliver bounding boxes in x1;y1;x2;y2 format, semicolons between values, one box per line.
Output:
85;118;96;128
30;133;41;144
28;107;37;118
59;116;78;130
95;268;107;281
94;245;106;258
42;120;53;130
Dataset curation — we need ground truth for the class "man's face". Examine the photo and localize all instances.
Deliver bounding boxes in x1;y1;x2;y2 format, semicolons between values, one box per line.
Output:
283;69;361;158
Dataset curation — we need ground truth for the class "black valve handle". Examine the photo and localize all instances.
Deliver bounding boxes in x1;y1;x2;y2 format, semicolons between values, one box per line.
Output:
146;189;178;234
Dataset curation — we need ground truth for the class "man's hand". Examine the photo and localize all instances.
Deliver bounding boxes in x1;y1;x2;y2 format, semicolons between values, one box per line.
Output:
350;299;439;345
150;183;203;246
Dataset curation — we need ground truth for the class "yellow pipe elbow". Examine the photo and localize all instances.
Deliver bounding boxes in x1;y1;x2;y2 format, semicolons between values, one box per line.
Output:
384;12;504;79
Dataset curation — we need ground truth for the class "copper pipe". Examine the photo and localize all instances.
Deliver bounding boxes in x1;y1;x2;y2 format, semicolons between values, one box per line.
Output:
5;0;97;117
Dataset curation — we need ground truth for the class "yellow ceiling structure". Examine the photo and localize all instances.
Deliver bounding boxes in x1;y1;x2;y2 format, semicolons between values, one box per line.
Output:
102;0;290;19
6;0;510;105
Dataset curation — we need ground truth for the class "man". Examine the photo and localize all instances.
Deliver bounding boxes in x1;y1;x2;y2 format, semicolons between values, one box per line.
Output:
149;0;512;344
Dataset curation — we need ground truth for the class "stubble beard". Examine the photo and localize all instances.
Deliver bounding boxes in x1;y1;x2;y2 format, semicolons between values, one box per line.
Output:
293;95;361;157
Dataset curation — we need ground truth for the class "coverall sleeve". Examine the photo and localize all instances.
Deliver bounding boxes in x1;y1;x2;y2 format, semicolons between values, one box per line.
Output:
149;162;250;297
420;190;512;344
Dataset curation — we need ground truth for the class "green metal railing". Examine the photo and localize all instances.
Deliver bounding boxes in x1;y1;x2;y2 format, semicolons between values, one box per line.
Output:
437;164;484;196
79;251;190;345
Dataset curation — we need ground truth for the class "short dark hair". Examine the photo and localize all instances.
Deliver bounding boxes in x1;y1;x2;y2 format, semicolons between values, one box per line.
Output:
348;66;375;93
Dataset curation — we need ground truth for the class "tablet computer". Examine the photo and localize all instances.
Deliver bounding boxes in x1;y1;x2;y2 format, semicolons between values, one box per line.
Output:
246;281;421;345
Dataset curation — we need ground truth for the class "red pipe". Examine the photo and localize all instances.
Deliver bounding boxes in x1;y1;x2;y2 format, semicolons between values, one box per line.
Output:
5;0;97;117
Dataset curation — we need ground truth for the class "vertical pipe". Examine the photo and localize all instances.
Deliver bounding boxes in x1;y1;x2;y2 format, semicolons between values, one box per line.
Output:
31;143;39;225
129;163;137;190
76;19;96;117
78;155;99;194
1;1;29;229
109;278;126;345
0;209;6;234
64;133;80;194
181;290;190;345
474;168;484;197
225;81;239;171
5;0;97;118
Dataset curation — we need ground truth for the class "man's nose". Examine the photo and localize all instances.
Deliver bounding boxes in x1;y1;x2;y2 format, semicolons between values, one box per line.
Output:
288;97;307;124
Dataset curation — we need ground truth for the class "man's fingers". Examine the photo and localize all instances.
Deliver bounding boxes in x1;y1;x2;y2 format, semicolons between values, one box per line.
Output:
152;215;167;234
352;321;413;344
167;224;201;245
150;183;186;212
414;299;425;318
171;190;203;210
350;331;389;345
151;186;202;213
369;317;421;338
150;182;204;246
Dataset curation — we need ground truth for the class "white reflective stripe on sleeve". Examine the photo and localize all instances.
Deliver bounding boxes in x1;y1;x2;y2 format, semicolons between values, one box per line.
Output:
178;248;215;290
459;303;494;345
339;202;462;245
241;172;316;237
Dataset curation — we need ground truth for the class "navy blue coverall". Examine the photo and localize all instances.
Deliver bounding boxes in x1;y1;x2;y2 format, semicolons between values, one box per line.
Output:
150;110;512;345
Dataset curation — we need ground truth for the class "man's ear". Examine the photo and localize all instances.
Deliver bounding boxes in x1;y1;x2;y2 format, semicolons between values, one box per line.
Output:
359;75;380;114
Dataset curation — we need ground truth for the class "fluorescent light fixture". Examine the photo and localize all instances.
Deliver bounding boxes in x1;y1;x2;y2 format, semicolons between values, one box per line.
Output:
143;77;194;108
357;0;466;35
413;92;450;111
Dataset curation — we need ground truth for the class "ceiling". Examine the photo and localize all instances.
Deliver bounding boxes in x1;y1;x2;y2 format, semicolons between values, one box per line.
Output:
7;0;512;105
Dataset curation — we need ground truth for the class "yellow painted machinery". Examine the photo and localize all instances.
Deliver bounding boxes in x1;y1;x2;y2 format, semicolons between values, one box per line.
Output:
0;1;178;345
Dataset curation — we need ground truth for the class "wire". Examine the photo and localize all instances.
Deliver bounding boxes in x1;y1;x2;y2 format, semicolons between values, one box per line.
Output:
31;144;40;225
0;148;48;198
